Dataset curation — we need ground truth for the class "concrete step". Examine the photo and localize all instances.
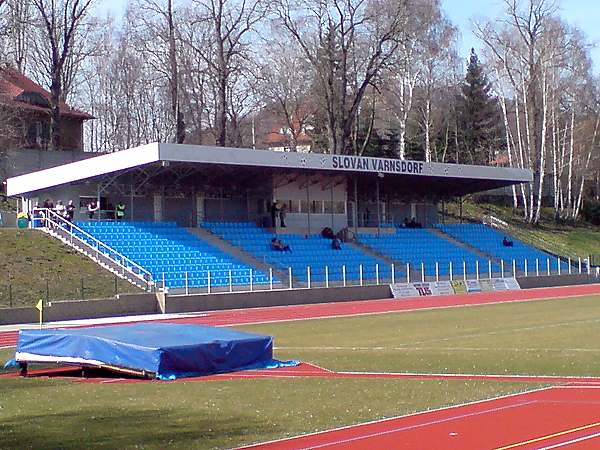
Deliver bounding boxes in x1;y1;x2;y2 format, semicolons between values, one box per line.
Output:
429;227;502;264
187;227;292;286
350;241;414;279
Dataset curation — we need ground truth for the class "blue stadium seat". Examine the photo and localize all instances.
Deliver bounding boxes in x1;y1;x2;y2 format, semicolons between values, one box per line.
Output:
76;221;271;289
203;222;391;283
435;224;570;273
358;228;501;278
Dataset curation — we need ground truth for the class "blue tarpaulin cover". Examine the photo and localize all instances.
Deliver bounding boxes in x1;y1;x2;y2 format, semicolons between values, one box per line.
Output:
15;323;285;379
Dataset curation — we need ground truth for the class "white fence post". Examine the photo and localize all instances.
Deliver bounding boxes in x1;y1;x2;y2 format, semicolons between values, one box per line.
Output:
557;258;561;276
406;263;410;283
463;261;467;281
476;260;480;280
343;265;347;287
391;263;395;284
162;272;165;292
536;258;540;277
578;257;582;274
547;258;551;276
421;262;425;282
375;264;379;285
568;258;572;275
435;262;439;282
512;259;516;277
501;260;505;278
359;264;363;286
229;270;233;292
524;260;528;277
307;266;311;289
269;268;273;290
185;271;189;295
488;260;492;279
207;270;211;294
449;261;453;281
288;267;293;290
325;266;329;288
249;269;253;291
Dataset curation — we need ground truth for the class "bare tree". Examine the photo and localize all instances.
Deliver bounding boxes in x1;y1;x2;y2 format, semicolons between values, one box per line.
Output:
256;38;314;151
29;0;95;150
188;0;266;147
276;0;409;155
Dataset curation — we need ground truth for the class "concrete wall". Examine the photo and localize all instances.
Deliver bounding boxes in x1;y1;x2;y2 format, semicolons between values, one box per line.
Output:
273;174;348;232
164;285;392;314
2;148;93;179
516;274;599;289
0;293;158;325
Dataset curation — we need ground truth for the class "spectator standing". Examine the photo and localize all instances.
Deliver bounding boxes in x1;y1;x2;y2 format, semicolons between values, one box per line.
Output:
88;200;99;219
66;200;76;222
280;203;287;228
115;201;126;220
55;200;66;217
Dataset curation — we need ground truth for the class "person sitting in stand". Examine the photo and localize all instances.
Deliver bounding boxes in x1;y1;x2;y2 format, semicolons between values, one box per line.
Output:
115;201;126;221
270;237;291;252
88;200;99;219
332;237;342;250
502;236;514;247
321;227;335;239
402;217;410;228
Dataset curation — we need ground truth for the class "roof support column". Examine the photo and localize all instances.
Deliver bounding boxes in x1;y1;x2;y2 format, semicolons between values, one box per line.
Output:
376;176;381;238
353;176;358;235
306;176;311;235
330;179;334;230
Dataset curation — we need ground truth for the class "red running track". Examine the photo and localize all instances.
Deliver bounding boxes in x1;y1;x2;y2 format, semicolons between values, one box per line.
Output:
2;283;600;349
240;385;600;450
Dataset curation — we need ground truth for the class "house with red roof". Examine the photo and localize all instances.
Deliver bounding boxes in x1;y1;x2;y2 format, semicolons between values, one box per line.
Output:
0;67;93;151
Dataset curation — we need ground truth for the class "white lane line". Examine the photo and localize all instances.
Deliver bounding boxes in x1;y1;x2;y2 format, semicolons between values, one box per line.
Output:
275;401;539;450
537;431;600;449
275;346;600;353
236;386;558;449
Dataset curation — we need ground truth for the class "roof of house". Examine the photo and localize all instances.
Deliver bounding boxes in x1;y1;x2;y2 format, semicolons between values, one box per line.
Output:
264;128;313;146
0;67;93;120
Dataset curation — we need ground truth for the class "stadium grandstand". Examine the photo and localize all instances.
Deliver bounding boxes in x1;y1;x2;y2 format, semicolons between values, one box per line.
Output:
7;142;580;294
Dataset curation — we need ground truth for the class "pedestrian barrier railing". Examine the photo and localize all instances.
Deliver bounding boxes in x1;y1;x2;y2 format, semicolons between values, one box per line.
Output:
32;208;155;292
165;255;598;296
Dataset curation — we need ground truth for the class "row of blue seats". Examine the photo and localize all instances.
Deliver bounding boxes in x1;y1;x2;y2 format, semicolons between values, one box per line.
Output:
77;221;271;289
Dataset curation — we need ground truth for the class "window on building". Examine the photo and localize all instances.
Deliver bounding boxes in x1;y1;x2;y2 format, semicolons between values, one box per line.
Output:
310;200;322;214
324;201;333;214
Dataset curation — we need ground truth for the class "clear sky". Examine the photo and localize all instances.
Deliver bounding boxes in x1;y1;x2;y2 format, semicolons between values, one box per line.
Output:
441;0;600;74
96;0;600;74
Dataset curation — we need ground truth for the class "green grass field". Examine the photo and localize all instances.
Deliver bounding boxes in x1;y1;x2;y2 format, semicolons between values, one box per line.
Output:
2;295;600;449
0;229;140;308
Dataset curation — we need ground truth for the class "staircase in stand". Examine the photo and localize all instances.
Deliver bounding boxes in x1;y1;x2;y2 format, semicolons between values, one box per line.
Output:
33;209;154;291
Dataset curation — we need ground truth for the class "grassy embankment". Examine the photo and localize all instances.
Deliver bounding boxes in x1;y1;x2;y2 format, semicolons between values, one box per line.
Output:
0;229;140;308
2;295;600;449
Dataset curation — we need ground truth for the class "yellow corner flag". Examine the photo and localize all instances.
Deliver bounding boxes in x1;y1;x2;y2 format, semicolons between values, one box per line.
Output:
36;300;43;329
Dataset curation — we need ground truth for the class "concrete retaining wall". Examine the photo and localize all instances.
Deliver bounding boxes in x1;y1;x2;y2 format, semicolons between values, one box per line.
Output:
164;285;392;314
0;293;158;325
516;274;599;289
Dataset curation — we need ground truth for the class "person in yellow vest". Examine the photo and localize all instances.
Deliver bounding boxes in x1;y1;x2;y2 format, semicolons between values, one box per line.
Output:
115;201;126;221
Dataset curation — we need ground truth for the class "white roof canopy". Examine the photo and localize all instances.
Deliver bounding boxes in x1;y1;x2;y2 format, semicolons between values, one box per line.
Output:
6;143;532;197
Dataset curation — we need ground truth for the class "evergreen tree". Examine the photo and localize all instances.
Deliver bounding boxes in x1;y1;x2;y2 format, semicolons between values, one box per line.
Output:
457;49;503;165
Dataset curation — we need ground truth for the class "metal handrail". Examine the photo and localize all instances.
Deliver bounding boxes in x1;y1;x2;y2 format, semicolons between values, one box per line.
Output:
34;208;154;288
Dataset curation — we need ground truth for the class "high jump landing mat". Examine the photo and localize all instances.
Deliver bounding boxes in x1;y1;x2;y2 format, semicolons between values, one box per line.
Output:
14;323;278;379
